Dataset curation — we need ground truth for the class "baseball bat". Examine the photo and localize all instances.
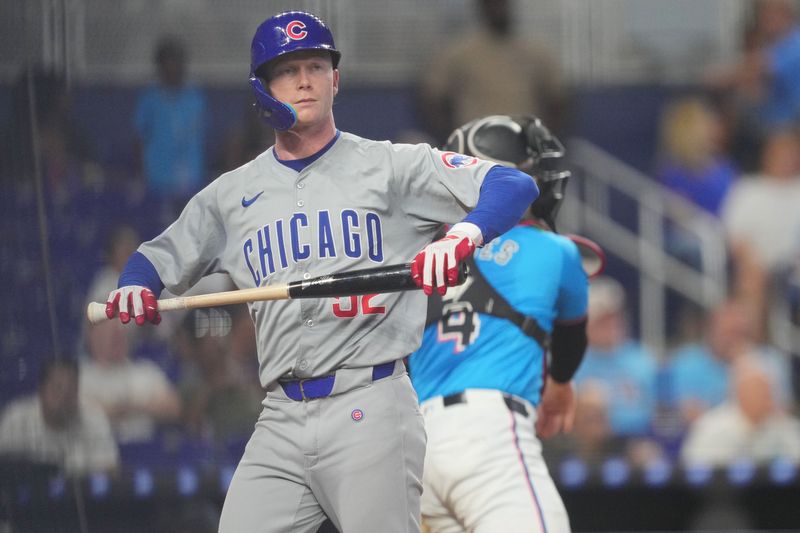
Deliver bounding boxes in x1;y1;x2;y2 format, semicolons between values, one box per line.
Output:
86;261;468;325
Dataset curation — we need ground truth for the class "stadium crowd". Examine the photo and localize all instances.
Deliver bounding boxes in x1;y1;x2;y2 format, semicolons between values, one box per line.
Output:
1;1;800;531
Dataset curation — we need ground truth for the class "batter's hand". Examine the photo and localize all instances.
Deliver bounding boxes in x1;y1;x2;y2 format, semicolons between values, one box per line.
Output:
412;222;481;296
105;286;161;326
535;377;576;439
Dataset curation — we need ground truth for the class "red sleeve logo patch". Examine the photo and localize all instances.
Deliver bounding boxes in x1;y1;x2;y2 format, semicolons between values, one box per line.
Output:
441;151;478;169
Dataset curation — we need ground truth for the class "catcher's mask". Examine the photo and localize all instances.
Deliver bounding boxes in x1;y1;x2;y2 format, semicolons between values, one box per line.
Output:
444;114;570;231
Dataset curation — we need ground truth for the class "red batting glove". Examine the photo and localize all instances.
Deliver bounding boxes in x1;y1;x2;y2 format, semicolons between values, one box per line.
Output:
411;222;482;296
105;286;161;326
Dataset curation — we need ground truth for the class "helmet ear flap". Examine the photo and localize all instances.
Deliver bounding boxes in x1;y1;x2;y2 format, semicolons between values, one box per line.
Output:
249;76;297;131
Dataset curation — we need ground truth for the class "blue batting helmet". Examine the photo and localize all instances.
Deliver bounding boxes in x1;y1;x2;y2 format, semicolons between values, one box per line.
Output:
249;11;341;130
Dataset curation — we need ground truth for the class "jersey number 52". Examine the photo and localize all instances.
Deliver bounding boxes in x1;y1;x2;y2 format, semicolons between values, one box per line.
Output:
332;294;386;317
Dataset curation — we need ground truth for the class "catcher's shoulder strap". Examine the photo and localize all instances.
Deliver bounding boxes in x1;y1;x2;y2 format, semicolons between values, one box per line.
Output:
425;256;550;349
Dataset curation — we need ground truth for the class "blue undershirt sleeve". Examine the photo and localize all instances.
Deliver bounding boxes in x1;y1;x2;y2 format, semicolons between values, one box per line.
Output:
462;165;539;243
118;251;165;297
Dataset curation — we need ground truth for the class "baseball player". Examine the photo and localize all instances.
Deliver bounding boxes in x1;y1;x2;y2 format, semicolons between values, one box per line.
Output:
409;115;592;533
103;11;538;533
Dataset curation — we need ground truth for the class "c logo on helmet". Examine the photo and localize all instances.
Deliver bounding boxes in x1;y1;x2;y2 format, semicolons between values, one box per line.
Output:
441;151;478;169
286;20;308;40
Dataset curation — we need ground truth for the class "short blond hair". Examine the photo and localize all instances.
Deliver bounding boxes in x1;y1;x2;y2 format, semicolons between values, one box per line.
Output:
659;97;716;171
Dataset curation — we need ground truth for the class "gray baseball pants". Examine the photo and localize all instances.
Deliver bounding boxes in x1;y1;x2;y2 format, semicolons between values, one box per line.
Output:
218;361;426;532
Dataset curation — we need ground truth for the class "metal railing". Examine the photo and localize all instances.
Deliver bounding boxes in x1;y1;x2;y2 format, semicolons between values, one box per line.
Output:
559;139;729;355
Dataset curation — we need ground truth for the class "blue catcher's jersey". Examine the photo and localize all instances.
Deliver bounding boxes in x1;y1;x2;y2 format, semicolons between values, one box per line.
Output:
408;223;588;406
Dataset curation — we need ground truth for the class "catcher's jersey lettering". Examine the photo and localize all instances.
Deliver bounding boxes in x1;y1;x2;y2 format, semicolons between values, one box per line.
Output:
478;238;520;265
243;208;384;286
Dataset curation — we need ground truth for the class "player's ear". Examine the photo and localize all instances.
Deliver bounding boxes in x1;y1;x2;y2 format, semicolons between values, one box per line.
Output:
333;69;339;96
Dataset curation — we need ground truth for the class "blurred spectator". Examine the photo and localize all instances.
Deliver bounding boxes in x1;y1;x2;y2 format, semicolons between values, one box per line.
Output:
0;66;97;193
225;303;259;372
543;380;628;467
217;102;275;174
574;276;660;438
0;357;118;476
655;96;740;269
706;0;800;172
85;224;141;308
663;299;794;431
81;224;179;369
156;273;237;346
134;35;207;198
418;0;566;144
175;309;262;450
680;358;800;466
80;320;181;445
655;96;739;217
720;127;800;340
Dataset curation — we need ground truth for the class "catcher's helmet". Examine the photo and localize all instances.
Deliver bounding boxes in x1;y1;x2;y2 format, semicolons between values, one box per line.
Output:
250;11;341;130
444;115;570;231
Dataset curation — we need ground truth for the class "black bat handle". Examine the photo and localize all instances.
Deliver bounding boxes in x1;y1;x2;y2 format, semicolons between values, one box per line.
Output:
287;261;469;299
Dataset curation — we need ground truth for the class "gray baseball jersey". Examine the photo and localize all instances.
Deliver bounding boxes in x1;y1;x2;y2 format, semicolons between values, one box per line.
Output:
139;131;494;389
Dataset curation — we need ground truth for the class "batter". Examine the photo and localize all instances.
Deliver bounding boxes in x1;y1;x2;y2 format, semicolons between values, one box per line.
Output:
102;11;538;533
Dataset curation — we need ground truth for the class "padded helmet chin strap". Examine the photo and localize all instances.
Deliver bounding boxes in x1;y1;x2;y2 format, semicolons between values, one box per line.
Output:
249;76;297;131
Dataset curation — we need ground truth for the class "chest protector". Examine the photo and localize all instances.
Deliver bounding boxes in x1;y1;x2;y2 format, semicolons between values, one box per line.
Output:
425;256;550;349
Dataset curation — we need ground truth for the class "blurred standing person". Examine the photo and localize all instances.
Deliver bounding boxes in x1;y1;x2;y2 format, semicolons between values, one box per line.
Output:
721;128;800;341
655;96;739;218
706;0;800;171
0;358;118;476
740;0;800;131
419;0;566;145
654;96;740;269
134;36;207;199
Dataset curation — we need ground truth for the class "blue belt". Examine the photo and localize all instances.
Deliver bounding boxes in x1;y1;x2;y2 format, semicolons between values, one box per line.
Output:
279;361;396;401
